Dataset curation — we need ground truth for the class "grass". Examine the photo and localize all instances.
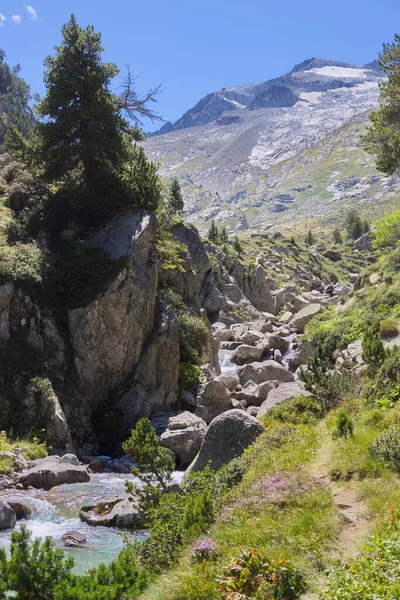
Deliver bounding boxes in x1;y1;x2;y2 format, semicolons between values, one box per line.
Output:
0;430;47;474
139;420;339;600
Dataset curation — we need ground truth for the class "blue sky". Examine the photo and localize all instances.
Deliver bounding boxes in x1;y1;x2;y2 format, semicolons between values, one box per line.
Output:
1;0;400;131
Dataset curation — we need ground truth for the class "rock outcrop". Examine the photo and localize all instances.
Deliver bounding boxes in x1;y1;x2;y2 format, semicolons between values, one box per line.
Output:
79;497;142;529
160;412;207;467
18;461;90;490
69;212;157;408
188;409;264;472
0;500;16;530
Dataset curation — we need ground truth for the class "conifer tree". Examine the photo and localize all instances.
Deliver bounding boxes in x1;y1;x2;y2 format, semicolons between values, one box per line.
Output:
363;34;400;174
36;15;128;195
169;178;184;214
305;230;314;245
345;210;364;240
123;418;174;491
233;235;243;253
220;226;229;244
208;220;219;243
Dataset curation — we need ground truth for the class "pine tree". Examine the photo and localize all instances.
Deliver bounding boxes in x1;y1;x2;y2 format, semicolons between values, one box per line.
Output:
36;15;128;197
219;226;228;244
233;235;243;253
208;220;219;243
123;418;174;491
333;228;342;244
345;210;364;240
169;178;184;214
305;230;314;245
0;526;74;600
363;34;400;175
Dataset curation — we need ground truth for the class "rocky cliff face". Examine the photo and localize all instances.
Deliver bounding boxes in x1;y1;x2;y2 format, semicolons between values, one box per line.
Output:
0;210;284;454
143;59;394;234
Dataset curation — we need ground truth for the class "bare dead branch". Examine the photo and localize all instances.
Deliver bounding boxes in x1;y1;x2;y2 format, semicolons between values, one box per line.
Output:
118;66;163;125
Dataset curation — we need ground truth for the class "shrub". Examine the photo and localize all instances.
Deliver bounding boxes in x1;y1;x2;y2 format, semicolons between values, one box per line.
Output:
332;412;354;439
373;209;400;248
370;427;400;469
267;396;323;424
178;363;203;388
0;242;50;285
380;318;399;338
218;548;306;600
362;321;385;376
300;340;354;412
365;347;400;405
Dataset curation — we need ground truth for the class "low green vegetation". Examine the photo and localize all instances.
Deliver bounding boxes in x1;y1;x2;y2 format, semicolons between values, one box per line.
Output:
0;430;47;474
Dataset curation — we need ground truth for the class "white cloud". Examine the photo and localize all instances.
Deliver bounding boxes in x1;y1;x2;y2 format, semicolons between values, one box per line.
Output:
12;14;22;24
25;5;37;19
0;14;5;26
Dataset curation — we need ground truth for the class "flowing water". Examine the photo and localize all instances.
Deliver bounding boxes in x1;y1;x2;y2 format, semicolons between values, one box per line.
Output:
218;349;238;375
281;332;298;370
0;470;184;575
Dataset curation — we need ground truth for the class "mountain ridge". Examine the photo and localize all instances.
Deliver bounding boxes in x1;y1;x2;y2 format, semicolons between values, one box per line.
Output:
143;57;393;234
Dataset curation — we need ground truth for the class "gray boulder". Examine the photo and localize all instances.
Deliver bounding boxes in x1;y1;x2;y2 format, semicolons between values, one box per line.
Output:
233;344;264;365
62;531;88;548
258;383;312;418
60;454;80;466
263;334;290;354
238;360;294;386
188;409;264;472
0;500;16;530
18;462;90;490
195;379;231;424
218;373;240;391
288;340;316;371
289;304;322;333
160;412;207;467
80;497;142;529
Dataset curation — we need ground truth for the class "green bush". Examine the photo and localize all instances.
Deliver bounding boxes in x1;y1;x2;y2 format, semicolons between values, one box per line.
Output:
373;209;400;248
178;363;203;388
370;427;400;469
218;548;306;600
332;412;354;439
0;242;50;285
362;321;386;376
267;396;323;424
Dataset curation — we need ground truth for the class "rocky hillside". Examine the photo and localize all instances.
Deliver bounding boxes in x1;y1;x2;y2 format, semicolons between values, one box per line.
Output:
143;59;400;234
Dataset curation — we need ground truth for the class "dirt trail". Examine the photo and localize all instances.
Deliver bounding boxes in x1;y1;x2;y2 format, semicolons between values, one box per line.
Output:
310;427;371;558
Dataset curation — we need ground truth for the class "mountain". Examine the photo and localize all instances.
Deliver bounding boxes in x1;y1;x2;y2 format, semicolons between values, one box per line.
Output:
143;58;397;234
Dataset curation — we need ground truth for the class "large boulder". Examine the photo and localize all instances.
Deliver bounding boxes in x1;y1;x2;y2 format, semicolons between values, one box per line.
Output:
6;501;32;520
288;340;316;371
0;500;16;530
258;383;312;418
289;304;322;333
160;412;207;467
238;360;294;386
263;334;290;354
79;497;142;529
233;344;264;365
188;410;264;472
68;212;157;408
195;379;231;424
18;462;90;490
